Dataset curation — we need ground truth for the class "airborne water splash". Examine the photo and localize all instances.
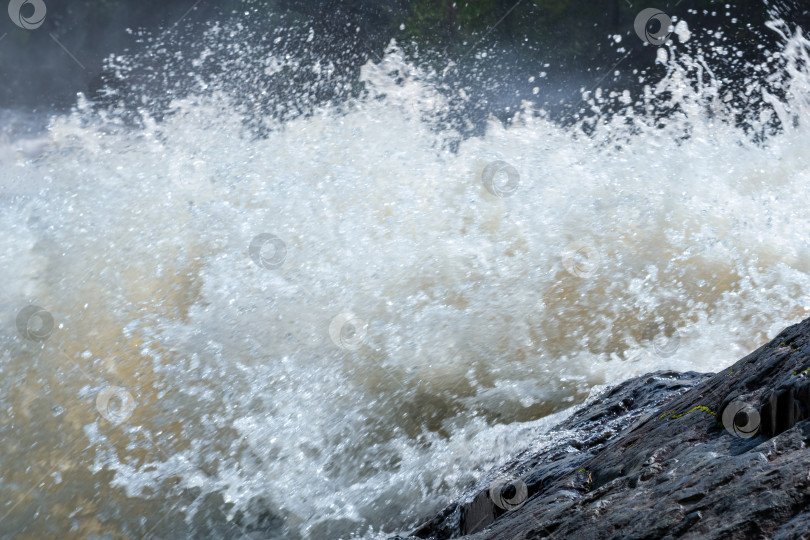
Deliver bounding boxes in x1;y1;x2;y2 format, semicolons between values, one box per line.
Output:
1;11;810;540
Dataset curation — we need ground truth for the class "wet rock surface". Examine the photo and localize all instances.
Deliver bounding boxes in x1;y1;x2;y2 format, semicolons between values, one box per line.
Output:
404;318;810;540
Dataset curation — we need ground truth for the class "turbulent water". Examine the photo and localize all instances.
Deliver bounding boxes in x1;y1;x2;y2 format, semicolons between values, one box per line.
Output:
2;11;810;540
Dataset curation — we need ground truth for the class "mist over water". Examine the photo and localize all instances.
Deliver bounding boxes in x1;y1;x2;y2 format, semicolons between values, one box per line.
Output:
2;8;810;539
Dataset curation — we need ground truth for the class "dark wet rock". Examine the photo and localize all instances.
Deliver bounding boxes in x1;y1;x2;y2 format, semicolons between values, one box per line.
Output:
404;317;810;540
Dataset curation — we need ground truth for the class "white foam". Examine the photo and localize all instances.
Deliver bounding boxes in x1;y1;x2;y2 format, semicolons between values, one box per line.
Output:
1;22;809;540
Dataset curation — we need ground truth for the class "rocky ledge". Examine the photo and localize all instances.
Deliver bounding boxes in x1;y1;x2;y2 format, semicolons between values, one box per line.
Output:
400;317;810;539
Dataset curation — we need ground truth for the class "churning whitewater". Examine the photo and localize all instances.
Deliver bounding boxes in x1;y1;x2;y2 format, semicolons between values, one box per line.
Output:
2;16;810;540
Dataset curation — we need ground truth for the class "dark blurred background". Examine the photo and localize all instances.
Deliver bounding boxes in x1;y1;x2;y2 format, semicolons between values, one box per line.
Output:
1;0;808;123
